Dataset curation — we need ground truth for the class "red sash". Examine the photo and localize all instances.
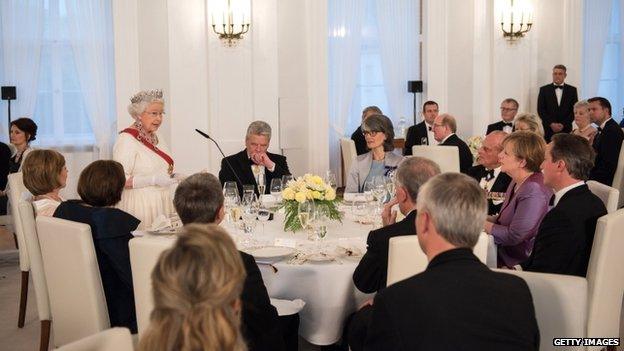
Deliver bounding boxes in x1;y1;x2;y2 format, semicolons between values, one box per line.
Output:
121;128;174;171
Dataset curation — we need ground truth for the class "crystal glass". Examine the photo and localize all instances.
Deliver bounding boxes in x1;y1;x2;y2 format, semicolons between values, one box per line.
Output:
256;172;266;195
324;170;337;189
257;204;271;235
298;199;314;230
242;184;255;197
371;176;387;206
282;174;294;188
270;178;282;198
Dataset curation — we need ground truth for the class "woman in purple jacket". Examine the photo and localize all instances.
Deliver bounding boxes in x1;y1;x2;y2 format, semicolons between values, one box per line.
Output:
484;131;552;268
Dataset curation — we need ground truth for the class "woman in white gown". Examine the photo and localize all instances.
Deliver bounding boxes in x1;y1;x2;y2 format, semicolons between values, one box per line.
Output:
113;89;178;229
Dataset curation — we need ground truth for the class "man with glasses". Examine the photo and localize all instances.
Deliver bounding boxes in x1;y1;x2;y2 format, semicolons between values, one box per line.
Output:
486;98;519;135
537;64;578;141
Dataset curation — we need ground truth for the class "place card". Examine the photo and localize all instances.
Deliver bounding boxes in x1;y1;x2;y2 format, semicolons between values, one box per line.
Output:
275;238;297;248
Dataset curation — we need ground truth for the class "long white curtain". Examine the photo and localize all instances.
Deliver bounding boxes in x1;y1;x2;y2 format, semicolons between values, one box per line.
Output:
66;0;117;158
0;0;45;139
375;0;419;124
328;0;366;184
582;0;613;97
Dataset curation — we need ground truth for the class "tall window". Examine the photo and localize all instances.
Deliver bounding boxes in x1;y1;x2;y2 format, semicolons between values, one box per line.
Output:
596;0;623;122
34;0;94;146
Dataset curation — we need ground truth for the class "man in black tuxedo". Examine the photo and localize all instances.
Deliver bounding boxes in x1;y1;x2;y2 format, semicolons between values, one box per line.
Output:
467;131;511;215
404;100;438;155
345;157;440;351
351;106;383;155
219;121;290;196
363;173;540;351
588;97;624;186
433;113;473;173
486;98;518;135
174;173;294;351
521;134;606;276
537;64;579;141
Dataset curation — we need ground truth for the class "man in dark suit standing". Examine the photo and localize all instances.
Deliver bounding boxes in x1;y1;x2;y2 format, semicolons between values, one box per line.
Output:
588;97;624;186
363;173;539;351
467;131;511;215
219;121;290;196
433;113;473;173
486;98;518;135
174;173;294;351
351;106;383;155
404;100;438;155
521;134;606;276
537;64;579;142
344;157;441;351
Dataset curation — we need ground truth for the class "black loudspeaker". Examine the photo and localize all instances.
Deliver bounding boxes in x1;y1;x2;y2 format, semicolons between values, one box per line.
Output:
1;86;16;100
407;81;423;93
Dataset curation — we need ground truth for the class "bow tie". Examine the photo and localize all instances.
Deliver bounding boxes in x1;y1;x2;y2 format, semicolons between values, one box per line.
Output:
597;126;603;133
484;169;495;181
503;122;513;127
428;126;432;131
554;85;564;90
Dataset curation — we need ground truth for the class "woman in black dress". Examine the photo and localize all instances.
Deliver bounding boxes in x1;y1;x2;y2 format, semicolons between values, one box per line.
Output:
9;118;37;173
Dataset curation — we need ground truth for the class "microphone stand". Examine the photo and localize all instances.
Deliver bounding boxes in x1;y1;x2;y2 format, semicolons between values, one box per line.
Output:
195;129;245;191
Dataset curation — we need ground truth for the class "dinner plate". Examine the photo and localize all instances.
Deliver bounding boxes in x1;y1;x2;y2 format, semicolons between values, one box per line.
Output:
305;252;336;262
147;227;181;235
246;246;295;260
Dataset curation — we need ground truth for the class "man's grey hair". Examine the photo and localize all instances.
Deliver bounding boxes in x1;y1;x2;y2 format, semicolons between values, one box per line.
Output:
487;130;508;152
438;113;457;133
174;173;224;225
395;157;441;201
246;120;272;140
416;173;487;248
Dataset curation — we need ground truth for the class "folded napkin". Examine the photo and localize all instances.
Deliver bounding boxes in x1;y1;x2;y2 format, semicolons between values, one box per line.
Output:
343;193;370;202
150;214;182;232
270;298;306;316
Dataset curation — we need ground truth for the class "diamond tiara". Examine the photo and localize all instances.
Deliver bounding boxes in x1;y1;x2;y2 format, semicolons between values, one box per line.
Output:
130;89;164;104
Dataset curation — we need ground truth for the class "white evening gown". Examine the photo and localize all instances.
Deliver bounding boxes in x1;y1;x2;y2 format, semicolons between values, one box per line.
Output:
113;132;175;230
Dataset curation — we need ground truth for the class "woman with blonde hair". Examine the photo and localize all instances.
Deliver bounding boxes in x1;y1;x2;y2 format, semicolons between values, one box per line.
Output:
514;113;545;138
139;224;247;351
22;149;67;216
571;100;598;145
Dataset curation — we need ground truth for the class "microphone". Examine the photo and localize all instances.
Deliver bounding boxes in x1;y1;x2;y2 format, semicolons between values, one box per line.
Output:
195;129;244;191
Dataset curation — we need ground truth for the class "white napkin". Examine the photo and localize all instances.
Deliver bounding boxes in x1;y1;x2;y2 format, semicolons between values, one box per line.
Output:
270;298;306;316
150;214;182;231
343;193;369;202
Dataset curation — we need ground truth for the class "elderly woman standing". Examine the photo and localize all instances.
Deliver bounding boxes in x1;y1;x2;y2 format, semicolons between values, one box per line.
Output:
571;100;598;145
345;114;403;193
484;131;552;268
113;89;178;229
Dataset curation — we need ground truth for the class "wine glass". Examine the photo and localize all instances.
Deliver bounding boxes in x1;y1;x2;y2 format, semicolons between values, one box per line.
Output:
298;199;314;230
324;170;337;189
270;178;282;199
312;210;328;241
257;203;271;235
371;176;387;212
363;180;374;202
256;173;266;196
386;177;396;199
282;174;294;188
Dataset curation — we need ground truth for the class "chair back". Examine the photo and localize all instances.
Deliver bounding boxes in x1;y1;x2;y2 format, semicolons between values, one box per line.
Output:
611;141;624;208
411;145;459;173
8;173;29;271
56;327;134;351
586;180;619;213
585;209;624;347
387;233;489;286
340;138;357;186
129;236;175;336
496;269;587;351
18;200;51;321
36;216;109;346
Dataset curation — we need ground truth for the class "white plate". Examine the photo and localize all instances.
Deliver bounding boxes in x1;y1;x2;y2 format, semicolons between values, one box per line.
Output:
246;246;295;260
306;252;336;262
147;228;181;235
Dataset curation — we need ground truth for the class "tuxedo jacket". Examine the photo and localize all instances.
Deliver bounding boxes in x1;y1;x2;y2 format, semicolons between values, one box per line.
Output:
440;134;473;174
590;118;624;186
351;126;369;156
363;248;539;351
403;122;429;156
353;211;417;294
219;150;290;196
486;120;513;135
537;83;578;141
467;165;512;215
240;251;286;351
521;184;607;277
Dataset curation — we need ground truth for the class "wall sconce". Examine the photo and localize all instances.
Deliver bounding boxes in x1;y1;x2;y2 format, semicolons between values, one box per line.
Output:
210;0;251;47
500;0;533;42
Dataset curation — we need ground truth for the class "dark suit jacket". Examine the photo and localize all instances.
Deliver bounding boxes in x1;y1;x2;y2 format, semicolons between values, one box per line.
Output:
0;142;12;215
403;122;429;156
351;126;368;156
467;165;512;215
240;251;286;351
537;83;578;141
440;134;473;174
363;248;540;351
521;184;606;277
219;149;290;196
590;118;624;186
353;211;417;293
486;120;513;135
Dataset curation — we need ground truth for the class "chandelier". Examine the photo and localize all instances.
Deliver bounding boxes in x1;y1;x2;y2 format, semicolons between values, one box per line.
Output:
210;0;251;47
500;0;533;42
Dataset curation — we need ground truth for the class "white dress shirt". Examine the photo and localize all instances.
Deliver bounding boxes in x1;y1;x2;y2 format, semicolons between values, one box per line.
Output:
425;122;438;145
555;84;564;106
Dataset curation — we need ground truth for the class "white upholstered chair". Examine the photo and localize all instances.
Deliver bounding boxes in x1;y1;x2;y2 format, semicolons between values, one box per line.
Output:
7;172;30;328
386;232;490;286
36;216;110;347
18;200;51;351
129;236;174;336
586;180;619;213
611;141;624;208
411;145;460;173
56;327;134;351
340;138;357;186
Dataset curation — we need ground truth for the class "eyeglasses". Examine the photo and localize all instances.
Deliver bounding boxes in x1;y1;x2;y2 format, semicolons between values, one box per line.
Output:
144;111;165;117
362;131;382;137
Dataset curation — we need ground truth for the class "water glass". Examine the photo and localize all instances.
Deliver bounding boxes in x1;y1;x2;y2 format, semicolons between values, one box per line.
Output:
270;178;282;199
282;174;294;188
242;184;255;197
298;199;314;230
324;170;337;189
257;204;271;235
